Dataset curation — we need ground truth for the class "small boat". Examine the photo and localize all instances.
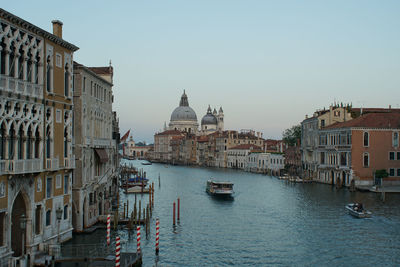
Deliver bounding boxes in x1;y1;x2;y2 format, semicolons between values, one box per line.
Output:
345;203;372;218
206;180;234;197
141;161;152;165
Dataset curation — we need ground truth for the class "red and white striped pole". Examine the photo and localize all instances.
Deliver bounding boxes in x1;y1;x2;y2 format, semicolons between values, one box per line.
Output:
155;218;160;255
137;225;141;254
107;214;111;246
115;236;121;267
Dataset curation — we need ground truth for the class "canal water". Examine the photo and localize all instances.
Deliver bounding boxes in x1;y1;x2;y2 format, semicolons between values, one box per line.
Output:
65;160;400;266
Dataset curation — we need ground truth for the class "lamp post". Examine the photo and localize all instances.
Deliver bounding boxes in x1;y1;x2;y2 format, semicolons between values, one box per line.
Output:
56;207;63;243
20;213;27;256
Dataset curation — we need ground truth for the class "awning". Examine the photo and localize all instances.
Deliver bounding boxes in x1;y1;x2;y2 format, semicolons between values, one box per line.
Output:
95;148;109;163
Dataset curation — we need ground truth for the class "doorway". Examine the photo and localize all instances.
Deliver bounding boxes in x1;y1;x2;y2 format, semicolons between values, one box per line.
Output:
11;192;27;257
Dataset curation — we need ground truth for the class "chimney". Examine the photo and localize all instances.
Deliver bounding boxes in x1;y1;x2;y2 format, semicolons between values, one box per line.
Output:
52;20;63;38
389;105;391;110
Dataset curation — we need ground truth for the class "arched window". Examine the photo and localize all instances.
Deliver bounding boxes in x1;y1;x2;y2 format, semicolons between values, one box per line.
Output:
46;56;51;92
9;44;15;77
46;125;51;158
0;123;5;159
9;125;15;159
0;42;6;75
363;132;369;147
18;46;24;80
64;64;69;97
64;128;68;158
34;128;40;158
27;126;32;159
363;152;369;167
35;54;40;84
17;126;23;159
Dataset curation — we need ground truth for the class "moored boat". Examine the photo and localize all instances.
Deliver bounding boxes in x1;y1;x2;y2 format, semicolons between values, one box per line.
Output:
345;203;372;218
122;176;149;188
206;180;234;197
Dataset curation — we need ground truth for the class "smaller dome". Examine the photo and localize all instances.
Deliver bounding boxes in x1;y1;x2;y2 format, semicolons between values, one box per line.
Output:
201;106;218;125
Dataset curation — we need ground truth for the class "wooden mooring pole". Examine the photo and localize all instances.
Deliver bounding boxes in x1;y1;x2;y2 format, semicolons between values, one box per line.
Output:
173;201;176;226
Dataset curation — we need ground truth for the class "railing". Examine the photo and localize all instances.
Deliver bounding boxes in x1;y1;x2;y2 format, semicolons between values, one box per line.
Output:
0;74;43;99
64;155;75;169
93;138;111;147
46;157;59;170
0;159;42;175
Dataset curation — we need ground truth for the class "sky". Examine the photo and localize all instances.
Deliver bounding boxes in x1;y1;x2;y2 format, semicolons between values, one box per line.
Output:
3;1;400;143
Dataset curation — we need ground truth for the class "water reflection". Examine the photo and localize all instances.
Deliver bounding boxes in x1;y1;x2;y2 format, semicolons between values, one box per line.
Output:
63;160;400;266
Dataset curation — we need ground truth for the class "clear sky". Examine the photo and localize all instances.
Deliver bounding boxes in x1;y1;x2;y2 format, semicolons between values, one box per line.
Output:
4;1;400;143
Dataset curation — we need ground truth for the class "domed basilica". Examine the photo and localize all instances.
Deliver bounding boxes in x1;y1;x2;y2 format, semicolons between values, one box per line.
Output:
167;91;224;135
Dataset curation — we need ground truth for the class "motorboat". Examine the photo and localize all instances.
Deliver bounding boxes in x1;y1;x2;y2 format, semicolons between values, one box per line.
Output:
345;203;372;218
206;180;234;197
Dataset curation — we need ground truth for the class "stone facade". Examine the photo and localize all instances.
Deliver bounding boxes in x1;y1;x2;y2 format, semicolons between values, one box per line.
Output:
72;62;118;232
0;9;78;265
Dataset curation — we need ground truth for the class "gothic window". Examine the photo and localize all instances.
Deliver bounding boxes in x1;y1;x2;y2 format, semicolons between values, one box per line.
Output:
26;126;32;159
34;128;40;158
17;126;23;159
35;54;40;84
46;177;52;198
0;123;5;159
46;56;51;92
9;44;15;77
363;132;369;147
64;127;68;158
64;175;69;194
9;125;15;159
363;152;369;167
27;51;33;82
46;125;51;158
0;43;6;75
63;205;68;220
0;212;4;246
18;46;23;79
64;63;69;97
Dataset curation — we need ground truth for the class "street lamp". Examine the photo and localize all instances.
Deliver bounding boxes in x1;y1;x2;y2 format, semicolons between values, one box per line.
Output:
56;208;63;243
20;213;27;256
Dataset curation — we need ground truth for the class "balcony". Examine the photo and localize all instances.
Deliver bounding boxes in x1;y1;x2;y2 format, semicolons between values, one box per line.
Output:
0;75;43;99
0;159;42;175
64;156;76;169
93;138;111;147
46;157;59;170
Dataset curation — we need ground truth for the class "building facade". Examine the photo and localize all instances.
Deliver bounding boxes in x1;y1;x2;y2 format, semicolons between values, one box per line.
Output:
0;9;78;265
317;112;400;187
72;62;117;231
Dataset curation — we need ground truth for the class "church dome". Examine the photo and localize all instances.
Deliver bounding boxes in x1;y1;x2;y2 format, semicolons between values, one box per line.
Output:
170;90;198;122
201;106;217;125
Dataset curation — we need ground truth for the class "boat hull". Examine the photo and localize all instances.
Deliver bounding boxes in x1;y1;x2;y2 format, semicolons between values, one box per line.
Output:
345;204;372;218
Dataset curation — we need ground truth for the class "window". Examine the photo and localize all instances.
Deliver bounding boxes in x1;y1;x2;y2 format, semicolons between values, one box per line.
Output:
35;205;41;234
320;119;325;128
397;169;400;177
46;210;51;226
64;64;70;97
363;153;369;167
394;132;399;147
36;177;42;192
398;152;400;161
0;182;4;198
389;168;395;177
56;174;61;189
46;56;52;92
83;77;86;93
320;152;325;164
64;205;68;220
46;177;52;198
56;109;61;123
0;212;4;246
55;53;62;68
389;152;395;160
363;132;369;147
340;152;347;166
64;175;69;194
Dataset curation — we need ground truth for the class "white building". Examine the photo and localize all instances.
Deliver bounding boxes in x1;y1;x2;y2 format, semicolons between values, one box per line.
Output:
247;152;285;175
227;144;262;169
72;62;117;231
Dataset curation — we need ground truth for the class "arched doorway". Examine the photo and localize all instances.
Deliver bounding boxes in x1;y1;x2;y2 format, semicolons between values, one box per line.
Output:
342;171;347;186
11;192;27;257
331;171;335;185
